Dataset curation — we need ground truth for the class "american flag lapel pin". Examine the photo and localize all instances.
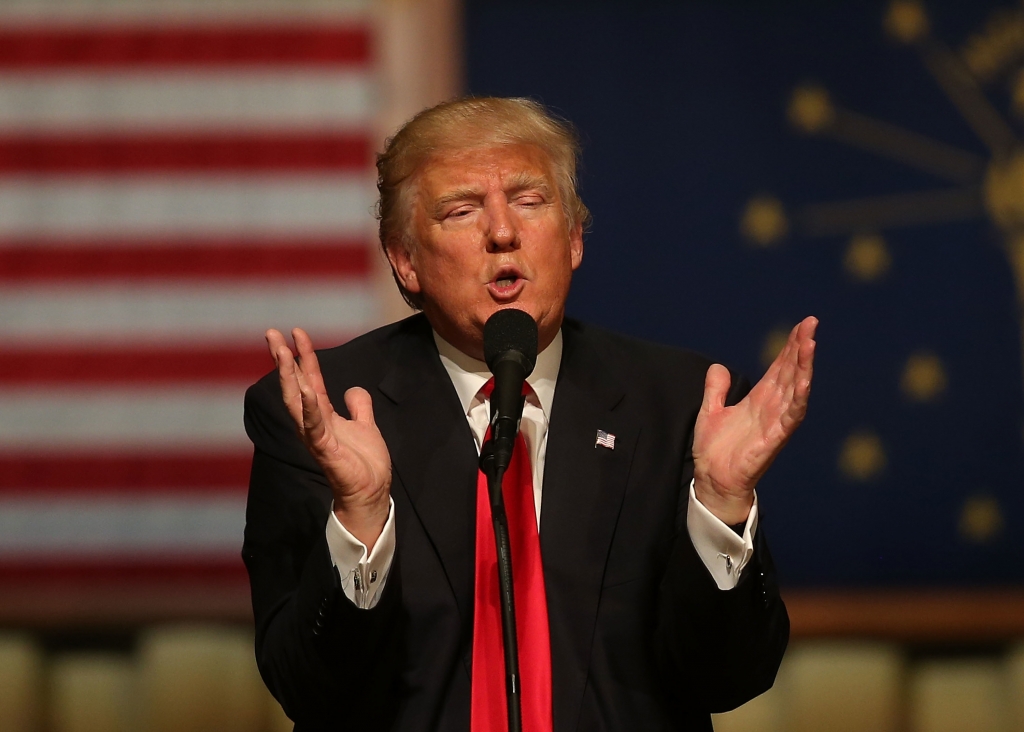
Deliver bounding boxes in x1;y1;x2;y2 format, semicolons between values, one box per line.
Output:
595;429;616;450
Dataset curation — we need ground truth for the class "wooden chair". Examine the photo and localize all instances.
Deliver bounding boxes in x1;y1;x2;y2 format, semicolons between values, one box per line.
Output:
136;624;266;732
909;659;1008;732
49;653;134;732
782;640;904;732
0;632;43;732
1008;641;1024;732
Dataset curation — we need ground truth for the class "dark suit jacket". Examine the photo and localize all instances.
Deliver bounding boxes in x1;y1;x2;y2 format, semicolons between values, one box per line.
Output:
242;313;789;732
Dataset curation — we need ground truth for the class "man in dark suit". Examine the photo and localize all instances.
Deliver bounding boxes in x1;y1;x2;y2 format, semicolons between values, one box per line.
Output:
243;97;815;731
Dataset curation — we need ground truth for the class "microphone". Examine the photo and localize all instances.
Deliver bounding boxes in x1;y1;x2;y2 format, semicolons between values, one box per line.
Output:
480;308;537;732
482;308;538;475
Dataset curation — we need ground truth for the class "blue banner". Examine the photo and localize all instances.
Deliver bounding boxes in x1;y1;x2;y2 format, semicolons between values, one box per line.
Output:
467;0;1024;586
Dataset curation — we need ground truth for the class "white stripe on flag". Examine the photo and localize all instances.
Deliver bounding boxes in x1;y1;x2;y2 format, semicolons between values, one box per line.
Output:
0;282;377;344
0;495;245;555
0;0;370;23
0;387;249;449
0;176;376;237
0;72;374;132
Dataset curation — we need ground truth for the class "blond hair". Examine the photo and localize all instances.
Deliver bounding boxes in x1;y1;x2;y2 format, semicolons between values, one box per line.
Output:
375;96;591;308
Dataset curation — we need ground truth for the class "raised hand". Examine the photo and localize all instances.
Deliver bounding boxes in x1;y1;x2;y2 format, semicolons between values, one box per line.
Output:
691;317;817;525
266;327;392;550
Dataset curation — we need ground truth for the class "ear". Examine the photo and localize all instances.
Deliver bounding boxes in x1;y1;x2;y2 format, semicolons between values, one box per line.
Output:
385;238;422;294
569;222;584;271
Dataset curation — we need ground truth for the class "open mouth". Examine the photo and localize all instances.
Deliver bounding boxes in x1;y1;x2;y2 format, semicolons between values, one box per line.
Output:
488;267;526;299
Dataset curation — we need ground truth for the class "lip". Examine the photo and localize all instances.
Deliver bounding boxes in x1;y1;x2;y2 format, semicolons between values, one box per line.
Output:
486;265;527;301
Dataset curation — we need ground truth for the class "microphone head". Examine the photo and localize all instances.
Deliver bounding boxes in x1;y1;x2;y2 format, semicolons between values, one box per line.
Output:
483;308;539;377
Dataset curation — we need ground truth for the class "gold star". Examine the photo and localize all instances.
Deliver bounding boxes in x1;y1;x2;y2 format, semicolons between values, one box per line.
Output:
901;352;948;402
839;431;887;481
844;233;892;281
983;151;1024;230
958;495;1003;543
740;195;789;247
788;85;834;134
884;0;930;44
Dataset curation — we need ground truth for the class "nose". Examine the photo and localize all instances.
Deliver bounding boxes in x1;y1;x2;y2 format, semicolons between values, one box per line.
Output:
484;194;518;251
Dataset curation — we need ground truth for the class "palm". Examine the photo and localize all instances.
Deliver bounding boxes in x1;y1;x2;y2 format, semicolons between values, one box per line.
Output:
312;404;391;500
692;317;817;523
266;327;392;546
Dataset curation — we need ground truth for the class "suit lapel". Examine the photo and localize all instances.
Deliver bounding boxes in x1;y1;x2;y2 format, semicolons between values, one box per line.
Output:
376;317;479;625
540;321;640;732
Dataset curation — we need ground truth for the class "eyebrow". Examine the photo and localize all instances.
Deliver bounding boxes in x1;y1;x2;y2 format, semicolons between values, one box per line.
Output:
504;172;553;197
432;187;483;215
430;173;554;217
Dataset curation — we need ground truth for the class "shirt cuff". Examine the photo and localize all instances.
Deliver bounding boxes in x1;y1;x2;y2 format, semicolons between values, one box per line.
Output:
325;498;396;609
686;480;758;590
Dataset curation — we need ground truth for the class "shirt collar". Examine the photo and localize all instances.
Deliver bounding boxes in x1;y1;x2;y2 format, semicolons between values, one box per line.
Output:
434;328;562;419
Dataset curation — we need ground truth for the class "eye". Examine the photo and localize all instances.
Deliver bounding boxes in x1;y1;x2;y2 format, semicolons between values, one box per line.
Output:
445;206;474;220
514;193;545;207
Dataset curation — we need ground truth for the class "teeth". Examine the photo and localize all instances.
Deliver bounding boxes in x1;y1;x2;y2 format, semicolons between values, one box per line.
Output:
496;277;515;287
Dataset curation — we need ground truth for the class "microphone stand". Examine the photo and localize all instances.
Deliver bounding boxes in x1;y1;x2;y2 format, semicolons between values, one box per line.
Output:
479;426;523;732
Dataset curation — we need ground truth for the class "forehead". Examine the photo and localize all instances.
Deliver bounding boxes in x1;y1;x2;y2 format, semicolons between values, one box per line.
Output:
415;143;556;196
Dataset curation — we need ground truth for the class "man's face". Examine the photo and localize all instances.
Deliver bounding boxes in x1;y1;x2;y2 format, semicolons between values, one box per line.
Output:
388;143;583;360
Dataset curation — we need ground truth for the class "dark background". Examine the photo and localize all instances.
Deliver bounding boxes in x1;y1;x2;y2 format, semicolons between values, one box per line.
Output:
465;0;1024;586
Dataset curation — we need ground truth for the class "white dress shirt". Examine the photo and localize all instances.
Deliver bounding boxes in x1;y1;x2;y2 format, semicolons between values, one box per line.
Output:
326;330;758;609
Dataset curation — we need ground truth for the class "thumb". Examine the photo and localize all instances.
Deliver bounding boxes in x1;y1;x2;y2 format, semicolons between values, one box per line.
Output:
700;364;732;416
344;387;376;425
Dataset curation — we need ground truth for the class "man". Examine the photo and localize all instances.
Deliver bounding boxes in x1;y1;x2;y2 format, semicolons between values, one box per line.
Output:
243;97;815;732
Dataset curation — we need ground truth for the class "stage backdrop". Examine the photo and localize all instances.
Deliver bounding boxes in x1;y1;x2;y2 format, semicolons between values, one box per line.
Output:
466;0;1024;586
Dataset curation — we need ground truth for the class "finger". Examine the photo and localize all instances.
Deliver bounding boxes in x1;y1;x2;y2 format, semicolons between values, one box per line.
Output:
700;364;732;416
297;362;329;446
780;337;816;435
797;315;819;343
795;338;815;400
344;387;376;425
774;328;802;393
763;321;800;384
270;341;305;430
292;327;335;413
265;328;289;366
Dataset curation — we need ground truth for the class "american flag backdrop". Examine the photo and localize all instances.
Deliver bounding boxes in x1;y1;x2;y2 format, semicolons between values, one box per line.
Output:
0;0;381;619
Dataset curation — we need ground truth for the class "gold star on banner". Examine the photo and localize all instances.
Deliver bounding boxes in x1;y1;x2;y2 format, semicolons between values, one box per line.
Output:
984;151;1024;229
958;495;1004;543
884;0;929;45
1011;69;1024;119
839;430;887;481
901;351;948;401
844;233;892;281
788;84;835;134
740;195;789;247
760;326;793;369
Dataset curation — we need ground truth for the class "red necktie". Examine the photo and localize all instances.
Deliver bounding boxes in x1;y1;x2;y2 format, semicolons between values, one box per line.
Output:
471;379;553;732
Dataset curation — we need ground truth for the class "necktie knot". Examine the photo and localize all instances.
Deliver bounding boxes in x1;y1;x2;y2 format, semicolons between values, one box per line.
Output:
480;376;534;399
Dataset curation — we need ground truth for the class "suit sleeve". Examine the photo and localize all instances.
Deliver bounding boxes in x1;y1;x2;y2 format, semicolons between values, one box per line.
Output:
242;377;403;731
653;371;790;715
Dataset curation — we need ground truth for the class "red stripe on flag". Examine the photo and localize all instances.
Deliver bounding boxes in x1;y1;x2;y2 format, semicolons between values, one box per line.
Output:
0;558;249;585
0;26;371;68
0;453;253;491
0;241;371;280
0;134;372;173
0;346;278;384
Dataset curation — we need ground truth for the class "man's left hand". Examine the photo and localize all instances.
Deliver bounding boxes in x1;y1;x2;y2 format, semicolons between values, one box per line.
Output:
691;316;817;525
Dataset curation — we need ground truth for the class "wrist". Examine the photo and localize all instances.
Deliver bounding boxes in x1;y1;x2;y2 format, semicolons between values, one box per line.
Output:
333;491;390;552
692;476;753;525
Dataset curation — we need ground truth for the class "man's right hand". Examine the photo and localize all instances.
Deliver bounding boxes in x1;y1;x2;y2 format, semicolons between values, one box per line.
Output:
266;327;392;552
